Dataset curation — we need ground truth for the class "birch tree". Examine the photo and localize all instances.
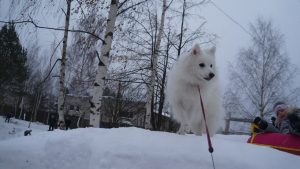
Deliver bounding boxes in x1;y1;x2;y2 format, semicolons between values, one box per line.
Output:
4;0;76;126
89;0;150;127
89;0;119;127
67;7;105;96
144;0;168;129
156;27;173;130
111;0;178;130
57;0;72;127
224;18;299;118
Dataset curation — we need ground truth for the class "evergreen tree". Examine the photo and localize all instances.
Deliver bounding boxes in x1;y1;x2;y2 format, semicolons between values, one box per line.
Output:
0;23;28;100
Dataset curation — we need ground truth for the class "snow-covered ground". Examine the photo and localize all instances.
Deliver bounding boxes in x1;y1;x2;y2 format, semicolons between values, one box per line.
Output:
0;116;48;140
0;116;299;169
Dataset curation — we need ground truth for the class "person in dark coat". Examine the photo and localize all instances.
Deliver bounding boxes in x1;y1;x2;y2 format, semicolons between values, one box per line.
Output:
5;112;12;123
48;114;56;131
65;116;71;130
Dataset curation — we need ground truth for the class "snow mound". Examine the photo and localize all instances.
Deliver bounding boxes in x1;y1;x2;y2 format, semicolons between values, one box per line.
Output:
0;117;299;169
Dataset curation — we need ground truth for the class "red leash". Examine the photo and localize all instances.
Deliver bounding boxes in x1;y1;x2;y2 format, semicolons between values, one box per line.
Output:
197;86;214;153
198;86;216;169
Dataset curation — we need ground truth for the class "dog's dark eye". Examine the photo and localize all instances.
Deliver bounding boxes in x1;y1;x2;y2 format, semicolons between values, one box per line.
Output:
210;64;213;68
199;63;205;67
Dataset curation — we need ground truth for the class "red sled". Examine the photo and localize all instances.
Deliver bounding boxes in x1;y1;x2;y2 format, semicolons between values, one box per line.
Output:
248;132;300;156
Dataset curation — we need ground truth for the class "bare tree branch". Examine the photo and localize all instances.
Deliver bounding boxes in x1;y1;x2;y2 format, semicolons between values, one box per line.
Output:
117;0;148;16
0;20;105;44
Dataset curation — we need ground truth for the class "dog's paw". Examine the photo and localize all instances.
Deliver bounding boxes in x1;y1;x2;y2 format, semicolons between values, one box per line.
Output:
194;131;202;136
177;127;186;135
177;131;186;135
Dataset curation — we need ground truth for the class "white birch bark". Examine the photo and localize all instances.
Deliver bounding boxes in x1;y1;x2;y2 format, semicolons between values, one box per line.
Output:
57;0;71;126
33;90;42;121
18;97;24;119
77;110;85;128
144;0;167;129
89;0;119;127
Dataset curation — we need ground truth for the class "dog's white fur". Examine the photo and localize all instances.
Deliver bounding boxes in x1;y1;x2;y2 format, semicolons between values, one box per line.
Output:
166;44;224;136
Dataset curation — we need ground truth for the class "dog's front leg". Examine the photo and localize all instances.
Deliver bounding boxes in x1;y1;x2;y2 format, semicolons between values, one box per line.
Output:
178;123;188;135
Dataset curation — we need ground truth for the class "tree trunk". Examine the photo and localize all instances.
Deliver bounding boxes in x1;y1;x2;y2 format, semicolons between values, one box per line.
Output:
145;0;167;130
32;87;42;122
177;0;186;59
14;99;18;117
113;81;121;126
77;110;85;128
157;31;171;130
18;97;24;119
46;111;50;124
14;96;22;117
31;90;38;121
57;0;71;126
34;90;42;121
89;0;119;127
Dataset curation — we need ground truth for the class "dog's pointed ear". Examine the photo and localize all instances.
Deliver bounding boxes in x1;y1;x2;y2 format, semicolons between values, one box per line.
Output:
192;44;201;56
210;46;216;55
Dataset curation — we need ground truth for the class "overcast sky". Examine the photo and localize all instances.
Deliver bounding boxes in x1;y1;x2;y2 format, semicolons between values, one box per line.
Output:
1;0;300;92
198;0;300;90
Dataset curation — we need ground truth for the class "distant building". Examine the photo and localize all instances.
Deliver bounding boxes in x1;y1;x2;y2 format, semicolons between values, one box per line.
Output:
64;94;147;128
63;94;176;131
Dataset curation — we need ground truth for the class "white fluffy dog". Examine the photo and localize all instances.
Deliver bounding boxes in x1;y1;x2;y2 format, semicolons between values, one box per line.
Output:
166;44;223;136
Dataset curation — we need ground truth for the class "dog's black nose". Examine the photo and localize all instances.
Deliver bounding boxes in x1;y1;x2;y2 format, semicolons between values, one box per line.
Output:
209;73;215;78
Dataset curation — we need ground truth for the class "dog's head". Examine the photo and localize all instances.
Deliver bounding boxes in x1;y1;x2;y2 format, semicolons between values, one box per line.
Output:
183;44;217;84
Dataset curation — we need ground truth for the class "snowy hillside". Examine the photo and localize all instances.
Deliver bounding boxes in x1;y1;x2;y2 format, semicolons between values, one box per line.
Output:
0;117;299;169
